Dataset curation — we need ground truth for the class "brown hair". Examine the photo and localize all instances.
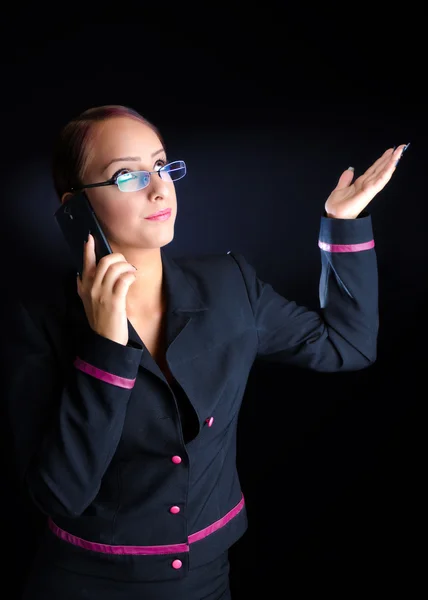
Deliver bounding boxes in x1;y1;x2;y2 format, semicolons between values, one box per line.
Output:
51;105;164;201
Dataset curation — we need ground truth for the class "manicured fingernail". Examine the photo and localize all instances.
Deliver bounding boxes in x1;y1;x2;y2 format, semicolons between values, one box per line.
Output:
347;166;354;171
395;143;410;166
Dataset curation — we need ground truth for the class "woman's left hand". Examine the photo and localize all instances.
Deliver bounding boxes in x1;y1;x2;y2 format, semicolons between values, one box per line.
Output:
325;143;409;219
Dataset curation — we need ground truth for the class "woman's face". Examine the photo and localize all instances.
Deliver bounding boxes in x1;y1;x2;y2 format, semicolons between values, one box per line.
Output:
81;116;177;253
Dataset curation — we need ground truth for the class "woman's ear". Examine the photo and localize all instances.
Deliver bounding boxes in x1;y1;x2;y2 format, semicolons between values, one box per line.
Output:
61;192;73;205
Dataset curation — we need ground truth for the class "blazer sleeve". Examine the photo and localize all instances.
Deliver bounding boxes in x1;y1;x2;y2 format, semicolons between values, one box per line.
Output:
229;213;378;371
6;297;143;519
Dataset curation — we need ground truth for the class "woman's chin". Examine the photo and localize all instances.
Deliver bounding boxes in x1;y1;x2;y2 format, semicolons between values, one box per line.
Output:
143;229;175;249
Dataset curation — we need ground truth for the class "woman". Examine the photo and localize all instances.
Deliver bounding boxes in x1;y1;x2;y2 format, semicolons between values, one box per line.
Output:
7;104;408;599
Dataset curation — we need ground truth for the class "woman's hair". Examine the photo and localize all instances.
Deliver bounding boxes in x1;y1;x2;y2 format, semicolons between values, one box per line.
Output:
51;105;164;201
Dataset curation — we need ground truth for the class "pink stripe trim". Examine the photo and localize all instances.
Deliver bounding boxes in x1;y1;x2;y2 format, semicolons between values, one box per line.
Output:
74;357;136;389
47;495;245;556
188;494;245;543
48;519;189;555
318;239;375;253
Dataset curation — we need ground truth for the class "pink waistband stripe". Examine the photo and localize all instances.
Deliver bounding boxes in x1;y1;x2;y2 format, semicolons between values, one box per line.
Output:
48;495;245;556
74;357;136;389
188;495;244;543
318;239;375;253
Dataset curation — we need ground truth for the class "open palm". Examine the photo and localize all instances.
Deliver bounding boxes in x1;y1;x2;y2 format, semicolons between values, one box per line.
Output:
325;143;409;219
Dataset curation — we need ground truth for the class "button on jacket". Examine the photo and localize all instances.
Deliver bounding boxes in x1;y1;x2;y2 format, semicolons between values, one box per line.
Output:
7;214;378;583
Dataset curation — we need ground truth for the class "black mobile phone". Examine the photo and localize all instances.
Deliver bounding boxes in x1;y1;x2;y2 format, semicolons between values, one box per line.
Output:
54;192;113;277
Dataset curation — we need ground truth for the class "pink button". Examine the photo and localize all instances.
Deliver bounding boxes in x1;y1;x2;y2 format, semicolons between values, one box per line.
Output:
169;505;181;514
171;455;182;464
172;559;182;569
206;417;214;427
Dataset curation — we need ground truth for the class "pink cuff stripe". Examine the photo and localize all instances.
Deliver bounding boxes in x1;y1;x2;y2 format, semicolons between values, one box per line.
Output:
318;239;375;253
47;495;245;556
74;357;136;389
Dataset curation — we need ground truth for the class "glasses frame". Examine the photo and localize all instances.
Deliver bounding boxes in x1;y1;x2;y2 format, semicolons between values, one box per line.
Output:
70;160;186;194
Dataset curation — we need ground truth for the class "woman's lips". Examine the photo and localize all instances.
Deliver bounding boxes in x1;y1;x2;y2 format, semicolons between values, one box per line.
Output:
145;208;172;221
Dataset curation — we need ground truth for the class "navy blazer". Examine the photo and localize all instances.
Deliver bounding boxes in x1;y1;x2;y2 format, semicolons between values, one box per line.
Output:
7;214;378;582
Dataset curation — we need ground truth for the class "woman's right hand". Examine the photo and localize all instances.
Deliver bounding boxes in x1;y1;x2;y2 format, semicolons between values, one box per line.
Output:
77;234;137;346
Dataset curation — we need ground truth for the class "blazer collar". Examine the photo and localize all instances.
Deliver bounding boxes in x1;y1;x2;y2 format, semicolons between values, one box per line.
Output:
126;250;209;380
160;249;208;316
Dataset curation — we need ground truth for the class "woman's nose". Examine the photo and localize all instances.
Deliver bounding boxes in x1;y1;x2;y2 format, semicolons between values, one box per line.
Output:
146;172;170;200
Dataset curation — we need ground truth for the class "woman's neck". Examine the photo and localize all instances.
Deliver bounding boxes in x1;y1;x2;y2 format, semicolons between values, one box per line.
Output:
123;248;165;317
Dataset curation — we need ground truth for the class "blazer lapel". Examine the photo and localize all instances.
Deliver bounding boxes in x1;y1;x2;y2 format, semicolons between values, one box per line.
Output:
125;250;208;382
161;250;208;359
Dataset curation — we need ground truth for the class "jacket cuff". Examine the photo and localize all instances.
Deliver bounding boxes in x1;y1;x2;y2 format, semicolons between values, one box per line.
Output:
319;212;374;246
76;327;143;383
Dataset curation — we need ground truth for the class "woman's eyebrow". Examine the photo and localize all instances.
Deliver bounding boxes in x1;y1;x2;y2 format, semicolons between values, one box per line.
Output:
103;156;140;171
103;149;165;172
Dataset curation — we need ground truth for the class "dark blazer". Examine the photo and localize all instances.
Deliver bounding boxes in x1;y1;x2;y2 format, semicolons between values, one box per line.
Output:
6;214;378;583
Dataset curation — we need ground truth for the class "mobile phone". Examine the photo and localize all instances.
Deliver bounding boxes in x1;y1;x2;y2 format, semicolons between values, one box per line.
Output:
54;192;112;277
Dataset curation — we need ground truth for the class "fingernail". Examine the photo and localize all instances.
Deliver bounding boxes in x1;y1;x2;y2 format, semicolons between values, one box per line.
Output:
395;143;410;166
347;166;354;171
131;265;138;270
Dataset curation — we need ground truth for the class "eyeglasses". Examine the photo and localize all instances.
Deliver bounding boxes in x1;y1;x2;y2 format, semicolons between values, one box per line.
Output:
71;160;187;193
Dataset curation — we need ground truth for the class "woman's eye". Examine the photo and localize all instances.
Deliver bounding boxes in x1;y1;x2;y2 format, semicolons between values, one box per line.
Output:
112;168;130;180
154;159;167;171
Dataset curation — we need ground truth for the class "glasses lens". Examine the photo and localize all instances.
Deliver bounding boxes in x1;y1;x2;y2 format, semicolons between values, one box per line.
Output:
117;171;150;192
160;161;187;183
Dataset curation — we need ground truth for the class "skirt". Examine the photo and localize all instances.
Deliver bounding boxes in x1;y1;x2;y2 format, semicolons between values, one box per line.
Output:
21;550;231;600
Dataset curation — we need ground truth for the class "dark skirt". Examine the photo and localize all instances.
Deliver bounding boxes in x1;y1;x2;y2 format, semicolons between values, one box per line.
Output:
21;550;231;600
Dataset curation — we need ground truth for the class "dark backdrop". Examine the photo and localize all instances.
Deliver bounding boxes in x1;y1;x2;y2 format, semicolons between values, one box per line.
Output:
0;22;425;599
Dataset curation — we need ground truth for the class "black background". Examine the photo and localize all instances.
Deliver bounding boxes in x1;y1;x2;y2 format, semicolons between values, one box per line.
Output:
0;15;426;598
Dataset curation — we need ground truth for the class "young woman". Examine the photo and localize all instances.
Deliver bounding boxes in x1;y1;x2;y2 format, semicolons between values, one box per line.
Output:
7;104;408;599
